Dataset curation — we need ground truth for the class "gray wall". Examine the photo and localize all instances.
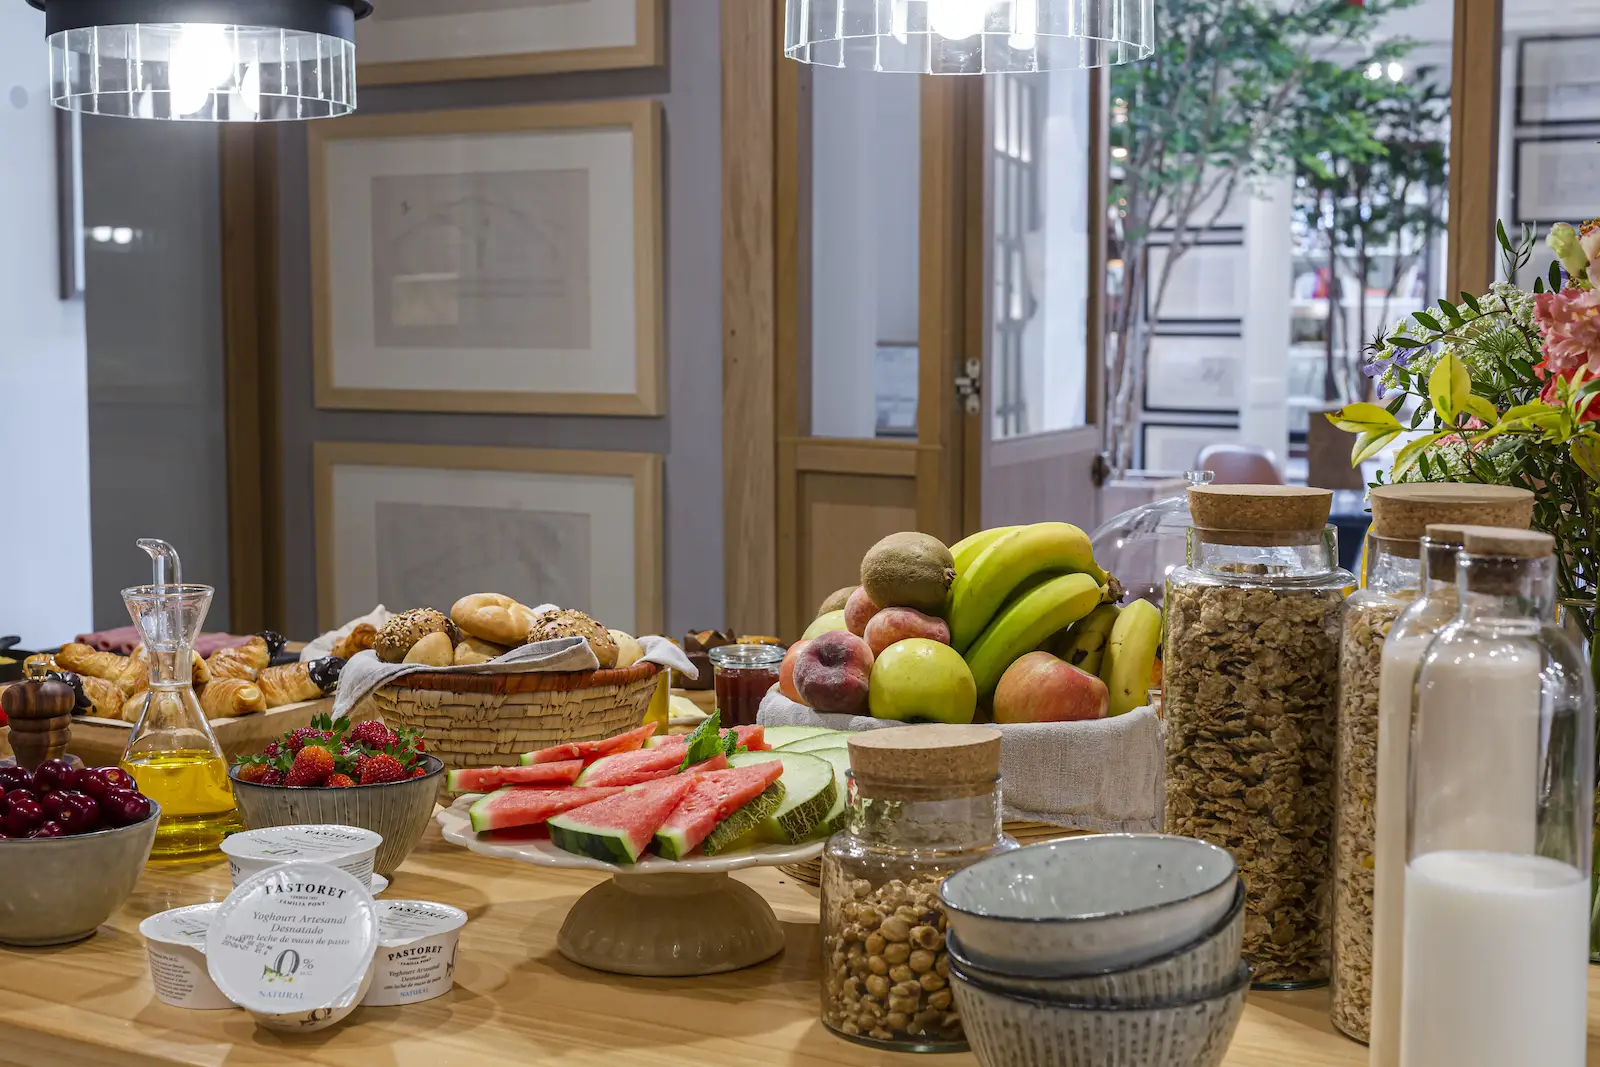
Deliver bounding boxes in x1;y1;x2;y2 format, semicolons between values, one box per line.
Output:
273;1;724;641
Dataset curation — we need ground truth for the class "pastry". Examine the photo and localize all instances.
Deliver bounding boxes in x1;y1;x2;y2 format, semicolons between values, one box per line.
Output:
55;643;130;683
258;656;343;707
79;675;125;720
208;632;284;679
117;646;150;697
374;608;460;664
450;593;537;647
609;629;645;669
528;608;618;669
206;646;258;681
403;631;454;667
332;622;378;661
458;635;508;661
199;677;266;719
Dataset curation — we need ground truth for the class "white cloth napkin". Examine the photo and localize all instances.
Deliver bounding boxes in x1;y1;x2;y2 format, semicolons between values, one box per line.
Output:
758;690;1164;833
332;634;695;720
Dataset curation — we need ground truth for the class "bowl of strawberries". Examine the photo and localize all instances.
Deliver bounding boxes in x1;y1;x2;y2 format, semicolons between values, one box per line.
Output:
228;715;442;877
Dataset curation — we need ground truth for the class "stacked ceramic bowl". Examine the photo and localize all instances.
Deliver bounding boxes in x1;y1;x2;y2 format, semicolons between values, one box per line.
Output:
938;834;1248;1067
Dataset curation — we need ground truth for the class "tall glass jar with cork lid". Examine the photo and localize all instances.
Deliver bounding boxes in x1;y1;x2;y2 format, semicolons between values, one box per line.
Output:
1163;484;1354;989
820;724;1011;1053
1333;485;1533;1045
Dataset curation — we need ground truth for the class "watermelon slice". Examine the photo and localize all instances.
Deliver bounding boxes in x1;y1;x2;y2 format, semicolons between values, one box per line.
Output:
548;776;696;864
520;723;658;766
574;742;690;787
731;724;769;751
468;785;625;833
448;760;583;793
654;763;785;860
686;753;731;774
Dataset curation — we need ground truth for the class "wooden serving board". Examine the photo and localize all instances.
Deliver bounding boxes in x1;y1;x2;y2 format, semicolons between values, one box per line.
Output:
65;695;378;767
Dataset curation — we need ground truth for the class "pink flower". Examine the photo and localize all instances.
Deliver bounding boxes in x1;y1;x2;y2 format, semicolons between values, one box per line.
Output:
1537;363;1600;424
1534;287;1600;375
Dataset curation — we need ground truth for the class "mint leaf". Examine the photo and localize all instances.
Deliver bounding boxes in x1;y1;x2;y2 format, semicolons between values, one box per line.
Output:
721;729;739;760
679;710;722;770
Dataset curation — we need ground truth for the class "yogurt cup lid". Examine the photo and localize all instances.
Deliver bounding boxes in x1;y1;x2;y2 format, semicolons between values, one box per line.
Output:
140;903;222;949
206;861;380;1015
376;900;468;946
221;824;383;864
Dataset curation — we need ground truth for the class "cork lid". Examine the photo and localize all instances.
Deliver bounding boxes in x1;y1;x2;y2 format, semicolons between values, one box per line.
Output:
1461;526;1554;559
1187;485;1332;546
1423;523;1476;546
848;724;1001;799
1370;484;1534;548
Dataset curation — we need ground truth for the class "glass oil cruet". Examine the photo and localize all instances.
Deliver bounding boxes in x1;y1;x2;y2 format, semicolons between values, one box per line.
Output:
119;539;239;861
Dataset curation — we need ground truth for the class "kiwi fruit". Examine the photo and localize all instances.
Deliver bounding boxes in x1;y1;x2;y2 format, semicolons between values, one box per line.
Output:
816;585;858;617
860;532;956;613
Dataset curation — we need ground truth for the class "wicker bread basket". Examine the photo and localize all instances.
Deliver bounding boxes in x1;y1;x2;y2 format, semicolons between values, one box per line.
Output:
373;662;661;784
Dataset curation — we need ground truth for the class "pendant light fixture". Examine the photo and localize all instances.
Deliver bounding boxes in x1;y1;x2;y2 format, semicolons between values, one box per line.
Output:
785;0;1153;74
25;0;373;121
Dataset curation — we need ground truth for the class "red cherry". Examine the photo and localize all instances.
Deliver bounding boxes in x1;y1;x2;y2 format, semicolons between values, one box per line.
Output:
32;759;79;794
45;791;100;834
0;767;33;794
101;768;136;791
100;789;153;828
27;821;64;838
5;797;44;836
5;788;37;808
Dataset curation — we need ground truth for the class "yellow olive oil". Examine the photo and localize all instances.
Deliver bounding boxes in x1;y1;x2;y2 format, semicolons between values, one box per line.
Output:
121;749;240;860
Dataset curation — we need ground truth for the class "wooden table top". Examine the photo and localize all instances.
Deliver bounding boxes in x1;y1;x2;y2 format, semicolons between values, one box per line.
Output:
1;823;1596;1067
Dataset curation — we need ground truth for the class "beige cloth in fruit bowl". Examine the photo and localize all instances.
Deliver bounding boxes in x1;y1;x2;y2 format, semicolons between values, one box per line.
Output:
757;690;1164;833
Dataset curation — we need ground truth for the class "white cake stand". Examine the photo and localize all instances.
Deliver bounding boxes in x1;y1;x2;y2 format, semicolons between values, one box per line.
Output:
437;797;823;977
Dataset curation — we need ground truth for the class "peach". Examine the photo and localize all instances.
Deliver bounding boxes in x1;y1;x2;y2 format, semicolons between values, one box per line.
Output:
844;586;880;637
863;607;951;657
993;651;1108;724
793;630;874;714
779;640;809;703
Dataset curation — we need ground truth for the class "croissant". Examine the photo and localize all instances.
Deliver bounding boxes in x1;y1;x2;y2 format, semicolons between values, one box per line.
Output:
80;676;125;720
206;647;258;682
199;678;266;719
117;647;150;697
258;657;344;708
332;623;377;661
55;643;130;683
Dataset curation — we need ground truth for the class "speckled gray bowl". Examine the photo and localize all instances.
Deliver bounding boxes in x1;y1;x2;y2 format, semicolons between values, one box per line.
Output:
946;882;1245;1006
951;959;1251;1067
940;834;1237;976
0;803;160;946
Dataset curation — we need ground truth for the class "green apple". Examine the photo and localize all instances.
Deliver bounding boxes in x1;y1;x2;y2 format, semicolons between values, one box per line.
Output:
802;609;849;641
869;639;977;724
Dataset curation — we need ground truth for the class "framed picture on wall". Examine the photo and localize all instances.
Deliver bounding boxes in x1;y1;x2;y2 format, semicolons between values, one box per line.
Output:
310;100;663;416
1140;422;1239;473
1513;138;1600;225
1144;334;1242;413
1516;36;1600;125
357;0;663;85
1144;243;1247;323
314;442;663;634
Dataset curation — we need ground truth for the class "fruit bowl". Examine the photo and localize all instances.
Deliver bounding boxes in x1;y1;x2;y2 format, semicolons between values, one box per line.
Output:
229;755;444;877
438;795;824;976
0;802;161;946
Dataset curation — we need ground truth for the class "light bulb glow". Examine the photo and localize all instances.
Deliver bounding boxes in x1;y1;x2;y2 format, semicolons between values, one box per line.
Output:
1387;61;1403;81
168;24;238;116
928;0;988;41
1365;61;1383;79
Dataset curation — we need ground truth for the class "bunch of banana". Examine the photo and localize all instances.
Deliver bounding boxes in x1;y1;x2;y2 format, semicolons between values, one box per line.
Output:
946;523;1108;654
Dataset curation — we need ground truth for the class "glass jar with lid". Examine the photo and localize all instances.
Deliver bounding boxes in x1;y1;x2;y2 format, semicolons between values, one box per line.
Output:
1332;485;1533;1043
1162;485;1353;989
1089;469;1215;611
820;724;1012;1053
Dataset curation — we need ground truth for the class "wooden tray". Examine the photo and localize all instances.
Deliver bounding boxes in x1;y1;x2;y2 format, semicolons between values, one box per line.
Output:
65;695;377;767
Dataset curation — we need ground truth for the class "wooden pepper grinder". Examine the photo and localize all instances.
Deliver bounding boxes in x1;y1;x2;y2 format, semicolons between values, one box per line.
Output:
1;660;75;770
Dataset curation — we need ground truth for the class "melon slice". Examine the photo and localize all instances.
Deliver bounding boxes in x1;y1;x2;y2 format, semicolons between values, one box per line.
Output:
654;762;785;860
700;783;788;856
806;747;851;839
761;725;838;749
468;785;625;833
776;732;847;754
520;723;658;766
573;742;689;787
448;760;583;793
548;776;696;864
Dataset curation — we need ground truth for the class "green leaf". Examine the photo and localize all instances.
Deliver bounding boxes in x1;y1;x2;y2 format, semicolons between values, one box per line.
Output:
1352;429;1401;465
1572;437;1600;484
1460;395;1501;426
1439;300;1464;326
1412;312;1444;332
679;709;723;770
1550;260;1565;292
1535;278;1547;295
1498;220;1512;254
1386;393;1408;415
1388;336;1429;350
1327;402;1405;434
1428;351;1472;422
1462;292;1484;314
1391;431;1448;480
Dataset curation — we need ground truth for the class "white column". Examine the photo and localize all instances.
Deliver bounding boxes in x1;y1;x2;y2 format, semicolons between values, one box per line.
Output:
1240;172;1293;467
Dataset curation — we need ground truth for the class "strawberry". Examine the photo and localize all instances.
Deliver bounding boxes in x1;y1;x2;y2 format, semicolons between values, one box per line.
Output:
326;773;356;788
261;741;282;760
410;766;429;779
236;762;271;784
260;768;287;786
286;727;332;756
358;753;408;786
349;720;397;751
287;744;335;787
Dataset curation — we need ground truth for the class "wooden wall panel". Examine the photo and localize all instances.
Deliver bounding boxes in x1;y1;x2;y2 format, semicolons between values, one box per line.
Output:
1449;0;1504;298
799;472;918;629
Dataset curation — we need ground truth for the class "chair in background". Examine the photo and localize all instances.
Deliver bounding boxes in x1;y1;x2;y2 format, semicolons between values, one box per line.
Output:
1196;443;1284;486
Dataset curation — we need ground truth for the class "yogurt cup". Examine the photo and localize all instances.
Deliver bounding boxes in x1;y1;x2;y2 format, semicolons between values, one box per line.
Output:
206;861;380;1032
221;825;382;890
365;900;468;1007
140;903;232;1010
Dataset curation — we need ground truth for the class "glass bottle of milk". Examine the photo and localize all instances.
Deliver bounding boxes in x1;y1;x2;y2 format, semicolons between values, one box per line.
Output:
1398;527;1593;1067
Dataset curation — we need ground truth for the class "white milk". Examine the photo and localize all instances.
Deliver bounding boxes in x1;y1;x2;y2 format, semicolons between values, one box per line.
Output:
1369;636;1541;1067
1400;850;1588;1067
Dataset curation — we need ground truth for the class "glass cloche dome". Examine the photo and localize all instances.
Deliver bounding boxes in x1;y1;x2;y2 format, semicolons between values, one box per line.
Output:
1090;470;1214;611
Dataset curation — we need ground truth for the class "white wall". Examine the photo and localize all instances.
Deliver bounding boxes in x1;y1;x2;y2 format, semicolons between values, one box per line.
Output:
0;4;93;648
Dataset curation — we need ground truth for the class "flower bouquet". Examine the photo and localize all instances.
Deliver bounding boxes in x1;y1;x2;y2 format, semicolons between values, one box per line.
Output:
1327;219;1600;954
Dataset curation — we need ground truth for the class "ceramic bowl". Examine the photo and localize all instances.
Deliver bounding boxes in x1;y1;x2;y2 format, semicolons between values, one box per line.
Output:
230;755;443;877
940;834;1237;976
951;959;1251;1067
0;804;161;946
946;882;1245;1007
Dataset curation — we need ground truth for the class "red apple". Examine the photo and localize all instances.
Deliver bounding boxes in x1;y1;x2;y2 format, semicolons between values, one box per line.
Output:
779;640;810;703
993;652;1109;724
794;630;874;714
863;607;951;657
844;586;881;637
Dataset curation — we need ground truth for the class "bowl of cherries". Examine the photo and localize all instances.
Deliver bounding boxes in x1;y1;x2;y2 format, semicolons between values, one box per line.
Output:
0;759;161;946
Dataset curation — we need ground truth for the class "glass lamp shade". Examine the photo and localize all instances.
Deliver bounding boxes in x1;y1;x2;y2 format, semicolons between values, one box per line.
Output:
785;0;1153;73
27;1;371;120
